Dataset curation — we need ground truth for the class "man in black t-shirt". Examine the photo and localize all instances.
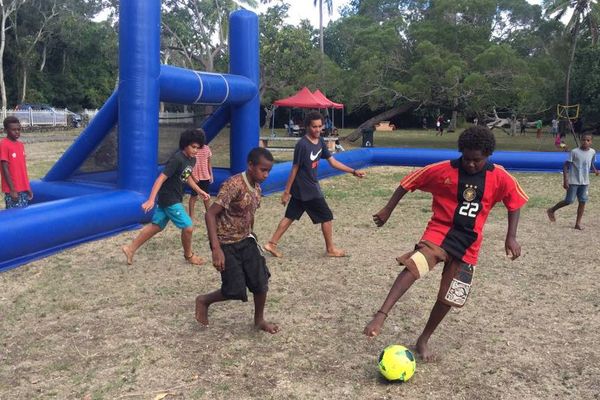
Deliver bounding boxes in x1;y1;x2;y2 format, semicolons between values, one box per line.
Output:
264;111;366;258
122;129;210;266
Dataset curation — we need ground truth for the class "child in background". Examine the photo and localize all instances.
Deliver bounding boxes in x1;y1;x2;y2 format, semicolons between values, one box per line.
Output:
0;116;32;208
364;126;528;361
547;133;598;230
188;128;213;221
536;119;543;139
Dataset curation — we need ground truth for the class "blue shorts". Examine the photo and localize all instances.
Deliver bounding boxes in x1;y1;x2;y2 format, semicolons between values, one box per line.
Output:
565;185;588;204
4;192;30;208
151;203;193;229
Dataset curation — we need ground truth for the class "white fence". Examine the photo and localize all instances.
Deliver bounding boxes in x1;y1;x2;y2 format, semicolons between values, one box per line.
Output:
83;109;195;125
0;107;196;128
2;108;70;127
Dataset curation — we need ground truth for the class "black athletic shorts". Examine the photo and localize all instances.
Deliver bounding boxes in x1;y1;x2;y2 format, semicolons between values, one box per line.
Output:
284;196;333;224
220;237;270;302
190;179;210;196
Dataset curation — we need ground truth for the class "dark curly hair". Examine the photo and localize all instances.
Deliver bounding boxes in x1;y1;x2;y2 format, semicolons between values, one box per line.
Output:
304;111;323;127
179;128;205;150
458;126;496;156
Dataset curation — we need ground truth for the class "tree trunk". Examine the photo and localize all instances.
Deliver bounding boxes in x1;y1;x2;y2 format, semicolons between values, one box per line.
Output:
343;103;418;142
450;109;458;132
319;0;324;54
0;11;9;110
565;21;581;108
262;105;273;129
510;114;517;136
39;42;46;71
19;66;27;103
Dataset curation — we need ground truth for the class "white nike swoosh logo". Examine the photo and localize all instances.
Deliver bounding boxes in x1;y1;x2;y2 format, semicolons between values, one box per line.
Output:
310;149;322;161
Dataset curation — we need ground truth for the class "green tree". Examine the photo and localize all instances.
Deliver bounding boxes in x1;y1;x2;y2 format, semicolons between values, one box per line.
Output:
544;0;599;106
259;4;314;102
161;0;257;72
571;46;600;124
0;0;26;110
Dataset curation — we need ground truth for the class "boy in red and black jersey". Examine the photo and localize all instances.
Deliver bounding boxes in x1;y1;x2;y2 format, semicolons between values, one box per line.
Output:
364;126;528;361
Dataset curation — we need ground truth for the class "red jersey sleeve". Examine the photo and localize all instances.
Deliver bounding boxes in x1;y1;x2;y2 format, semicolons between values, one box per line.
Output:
497;166;528;211
399;161;447;193
0;140;9;162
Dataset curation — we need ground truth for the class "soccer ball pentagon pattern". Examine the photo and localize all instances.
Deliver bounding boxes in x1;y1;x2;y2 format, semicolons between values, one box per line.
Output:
378;344;416;382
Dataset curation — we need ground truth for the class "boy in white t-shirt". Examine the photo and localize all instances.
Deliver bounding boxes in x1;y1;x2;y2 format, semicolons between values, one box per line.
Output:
547;133;598;229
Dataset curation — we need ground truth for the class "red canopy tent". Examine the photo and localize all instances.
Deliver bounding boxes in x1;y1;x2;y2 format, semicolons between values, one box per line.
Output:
273;87;330;108
312;89;343;109
271;87;345;135
313;89;344;130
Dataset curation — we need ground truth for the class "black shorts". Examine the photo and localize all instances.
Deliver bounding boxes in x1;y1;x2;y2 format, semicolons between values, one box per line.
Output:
285;196;333;224
190;179;210;196
220;237;270;302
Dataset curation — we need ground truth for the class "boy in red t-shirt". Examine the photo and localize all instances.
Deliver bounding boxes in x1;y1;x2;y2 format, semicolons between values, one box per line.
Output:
0;116;32;208
364;126;528;361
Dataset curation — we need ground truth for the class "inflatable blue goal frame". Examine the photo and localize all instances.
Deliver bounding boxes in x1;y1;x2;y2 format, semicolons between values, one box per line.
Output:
0;0;596;271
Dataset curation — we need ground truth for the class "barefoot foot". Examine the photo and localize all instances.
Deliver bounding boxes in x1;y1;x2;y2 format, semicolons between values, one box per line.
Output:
255;319;279;334
416;337;437;362
326;248;346;257
363;312;386;337
546;208;556;222
122;245;134;265
185;253;205;266
264;242;283;258
195;295;209;326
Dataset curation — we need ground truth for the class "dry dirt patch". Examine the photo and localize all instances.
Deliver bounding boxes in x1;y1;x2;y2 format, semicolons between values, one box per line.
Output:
1;166;599;399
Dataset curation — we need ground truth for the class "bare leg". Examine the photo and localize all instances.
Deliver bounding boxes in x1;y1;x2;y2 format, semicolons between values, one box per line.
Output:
415;300;451;362
575;202;586;229
264;217;294;257
122;223;163;265
253;292;279;334
547;200;570;222
364;269;418;337
182;226;204;265
195;290;227;326
322;220;345;256
188;195;198;220
202;197;211;212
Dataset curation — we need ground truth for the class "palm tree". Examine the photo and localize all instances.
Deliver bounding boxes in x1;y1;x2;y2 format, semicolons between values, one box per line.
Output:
544;0;599;107
313;0;333;54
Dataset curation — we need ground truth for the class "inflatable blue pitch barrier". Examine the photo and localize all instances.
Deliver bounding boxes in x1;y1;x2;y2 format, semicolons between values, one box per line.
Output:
0;0;594;272
1;146;586;272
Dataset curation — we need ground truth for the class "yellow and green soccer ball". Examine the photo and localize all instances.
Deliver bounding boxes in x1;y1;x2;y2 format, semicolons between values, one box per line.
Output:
378;344;416;382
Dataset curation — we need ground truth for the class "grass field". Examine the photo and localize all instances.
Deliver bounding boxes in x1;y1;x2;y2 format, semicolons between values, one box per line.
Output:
1;127;599;399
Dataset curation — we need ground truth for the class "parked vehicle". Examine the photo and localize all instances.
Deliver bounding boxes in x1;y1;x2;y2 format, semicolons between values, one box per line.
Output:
10;103;80;128
14;103;55;111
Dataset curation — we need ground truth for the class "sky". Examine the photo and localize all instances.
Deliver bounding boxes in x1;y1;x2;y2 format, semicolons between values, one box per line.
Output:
253;0;350;27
